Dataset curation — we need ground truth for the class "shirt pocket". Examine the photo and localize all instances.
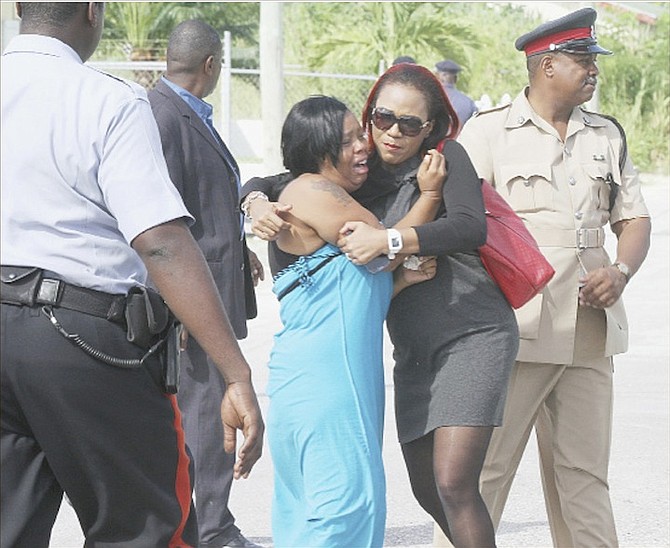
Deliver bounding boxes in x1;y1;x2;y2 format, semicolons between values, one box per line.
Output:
496;163;554;213
581;161;620;212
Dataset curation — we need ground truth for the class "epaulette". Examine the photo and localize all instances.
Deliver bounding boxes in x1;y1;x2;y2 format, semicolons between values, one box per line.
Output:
580;108;627;172
86;65;137;90
472;102;512;117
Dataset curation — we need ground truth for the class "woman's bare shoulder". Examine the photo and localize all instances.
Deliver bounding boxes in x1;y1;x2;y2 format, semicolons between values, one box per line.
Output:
281;174;351;205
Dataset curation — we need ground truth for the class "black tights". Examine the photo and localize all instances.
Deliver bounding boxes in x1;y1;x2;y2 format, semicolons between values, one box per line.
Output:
401;426;495;547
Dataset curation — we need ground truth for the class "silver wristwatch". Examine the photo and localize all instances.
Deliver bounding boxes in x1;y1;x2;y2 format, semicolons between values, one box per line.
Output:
612;261;631;283
403;255;422;271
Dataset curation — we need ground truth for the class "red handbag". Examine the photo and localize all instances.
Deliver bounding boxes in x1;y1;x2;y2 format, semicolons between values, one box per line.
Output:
479;180;555;308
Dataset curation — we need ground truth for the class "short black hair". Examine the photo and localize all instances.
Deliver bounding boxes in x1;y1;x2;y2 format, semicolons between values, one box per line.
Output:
526;53;550;80
167;19;222;72
281;95;349;177
18;2;82;27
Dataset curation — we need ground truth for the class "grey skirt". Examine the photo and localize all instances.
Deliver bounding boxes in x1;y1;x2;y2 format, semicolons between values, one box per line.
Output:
387;252;519;444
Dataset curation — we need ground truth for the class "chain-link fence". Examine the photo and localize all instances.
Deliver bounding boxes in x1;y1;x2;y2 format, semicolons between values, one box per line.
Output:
284;70;377;122
89;59;377;167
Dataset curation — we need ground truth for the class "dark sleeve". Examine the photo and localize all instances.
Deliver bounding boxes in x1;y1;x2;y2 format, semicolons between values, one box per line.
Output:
149;99;186;197
240;172;294;204
414;140;487;256
240;172;298;277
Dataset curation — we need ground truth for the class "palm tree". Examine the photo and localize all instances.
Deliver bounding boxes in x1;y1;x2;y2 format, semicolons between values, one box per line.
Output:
104;2;207;60
288;2;479;74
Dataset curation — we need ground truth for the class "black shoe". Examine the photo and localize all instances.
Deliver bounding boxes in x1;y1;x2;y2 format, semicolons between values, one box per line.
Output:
221;531;264;548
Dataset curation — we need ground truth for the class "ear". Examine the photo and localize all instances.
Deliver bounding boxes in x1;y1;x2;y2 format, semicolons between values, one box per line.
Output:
87;2;101;28
204;54;215;75
540;54;555;77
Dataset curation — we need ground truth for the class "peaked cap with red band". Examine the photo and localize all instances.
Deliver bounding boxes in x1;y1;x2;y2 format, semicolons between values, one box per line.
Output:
515;7;612;57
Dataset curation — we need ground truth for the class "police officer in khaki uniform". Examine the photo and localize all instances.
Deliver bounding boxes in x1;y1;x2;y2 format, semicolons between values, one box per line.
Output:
433;7;651;548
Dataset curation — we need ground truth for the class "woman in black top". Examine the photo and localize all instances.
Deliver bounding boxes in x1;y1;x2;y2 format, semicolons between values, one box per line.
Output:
242;64;518;547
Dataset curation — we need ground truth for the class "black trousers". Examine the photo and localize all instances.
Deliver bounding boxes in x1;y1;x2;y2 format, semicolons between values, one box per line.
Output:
178;340;238;547
0;304;198;547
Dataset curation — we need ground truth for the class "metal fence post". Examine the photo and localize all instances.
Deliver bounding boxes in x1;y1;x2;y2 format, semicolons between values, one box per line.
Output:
220;30;232;143
260;2;284;174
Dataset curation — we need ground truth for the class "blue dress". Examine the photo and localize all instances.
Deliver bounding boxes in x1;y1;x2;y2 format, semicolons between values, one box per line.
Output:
267;243;393;547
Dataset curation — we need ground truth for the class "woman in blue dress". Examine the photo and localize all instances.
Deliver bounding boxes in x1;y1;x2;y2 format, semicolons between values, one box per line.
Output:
266;95;445;547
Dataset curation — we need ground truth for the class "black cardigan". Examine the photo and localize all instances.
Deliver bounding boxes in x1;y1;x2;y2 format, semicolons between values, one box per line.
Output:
241;139;486;277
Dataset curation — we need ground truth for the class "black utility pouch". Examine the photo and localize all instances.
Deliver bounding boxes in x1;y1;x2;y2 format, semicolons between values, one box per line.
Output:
124;286;170;349
0;266;44;306
161;322;182;394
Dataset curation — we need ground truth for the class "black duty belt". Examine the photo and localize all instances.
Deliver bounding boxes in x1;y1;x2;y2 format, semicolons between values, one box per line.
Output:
2;266;175;375
1;266;126;324
37;278;126;322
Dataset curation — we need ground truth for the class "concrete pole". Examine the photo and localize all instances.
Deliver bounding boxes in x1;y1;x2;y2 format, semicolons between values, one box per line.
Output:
260;2;285;174
220;30;232;142
1;3;20;51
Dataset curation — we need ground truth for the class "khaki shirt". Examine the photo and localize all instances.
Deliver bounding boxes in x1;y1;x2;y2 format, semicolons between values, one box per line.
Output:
458;88;649;364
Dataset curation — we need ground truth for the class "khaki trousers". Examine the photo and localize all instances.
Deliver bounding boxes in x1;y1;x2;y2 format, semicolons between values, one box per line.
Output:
434;308;618;548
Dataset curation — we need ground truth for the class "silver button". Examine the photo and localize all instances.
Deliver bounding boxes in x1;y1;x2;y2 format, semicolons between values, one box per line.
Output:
569;177;576;186
517;116;525;124
575;212;583;220
523;179;531;187
564;149;572;157
8;273;16;279
583;116;592;124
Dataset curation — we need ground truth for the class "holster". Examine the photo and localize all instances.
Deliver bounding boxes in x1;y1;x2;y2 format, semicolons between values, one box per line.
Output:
161;321;181;394
125;286;180;393
0;266;43;305
124;286;170;349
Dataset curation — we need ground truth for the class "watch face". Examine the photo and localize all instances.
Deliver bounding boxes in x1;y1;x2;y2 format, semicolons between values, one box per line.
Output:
403;255;422;271
615;262;630;280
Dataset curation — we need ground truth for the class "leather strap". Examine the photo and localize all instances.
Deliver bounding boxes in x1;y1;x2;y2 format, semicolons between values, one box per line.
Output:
35;277;126;323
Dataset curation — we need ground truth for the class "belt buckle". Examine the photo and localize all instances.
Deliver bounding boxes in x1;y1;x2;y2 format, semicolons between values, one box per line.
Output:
577;229;587;250
577;228;605;249
577;228;598;249
37;278;62;305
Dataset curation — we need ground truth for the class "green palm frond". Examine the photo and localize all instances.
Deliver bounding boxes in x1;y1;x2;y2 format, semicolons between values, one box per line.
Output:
303;2;478;73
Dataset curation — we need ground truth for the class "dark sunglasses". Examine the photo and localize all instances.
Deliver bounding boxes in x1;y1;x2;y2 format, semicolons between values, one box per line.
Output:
371;107;430;137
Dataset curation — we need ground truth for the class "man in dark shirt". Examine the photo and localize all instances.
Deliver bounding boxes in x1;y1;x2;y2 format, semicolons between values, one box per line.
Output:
435;59;477;133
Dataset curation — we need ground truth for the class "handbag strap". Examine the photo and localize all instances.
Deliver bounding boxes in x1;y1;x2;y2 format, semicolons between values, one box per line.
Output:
275;252;341;301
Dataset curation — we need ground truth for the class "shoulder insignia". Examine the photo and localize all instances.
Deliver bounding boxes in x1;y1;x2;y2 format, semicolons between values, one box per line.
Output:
580;107;626;135
86;65;137;90
580;108;628;203
473;102;511;117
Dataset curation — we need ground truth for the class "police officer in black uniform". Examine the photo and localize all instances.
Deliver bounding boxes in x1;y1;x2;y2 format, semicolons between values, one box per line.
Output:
1;4;264;546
